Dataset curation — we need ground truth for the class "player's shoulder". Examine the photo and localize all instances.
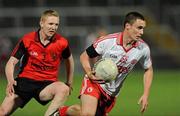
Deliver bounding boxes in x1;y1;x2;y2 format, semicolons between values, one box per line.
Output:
137;39;150;50
100;32;119;40
22;31;36;40
55;33;68;43
54;33;69;48
95;32;119;43
20;31;37;45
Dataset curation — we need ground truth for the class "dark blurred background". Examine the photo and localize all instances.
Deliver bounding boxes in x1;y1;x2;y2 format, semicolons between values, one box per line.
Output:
0;0;180;74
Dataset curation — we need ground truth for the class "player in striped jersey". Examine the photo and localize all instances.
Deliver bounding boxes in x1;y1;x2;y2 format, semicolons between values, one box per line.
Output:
59;11;153;116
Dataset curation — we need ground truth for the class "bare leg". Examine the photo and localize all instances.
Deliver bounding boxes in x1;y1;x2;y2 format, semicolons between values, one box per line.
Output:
80;94;98;116
0;94;23;116
39;82;70;116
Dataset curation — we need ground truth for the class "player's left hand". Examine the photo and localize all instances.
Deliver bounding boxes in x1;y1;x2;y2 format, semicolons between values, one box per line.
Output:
6;80;17;96
138;95;148;113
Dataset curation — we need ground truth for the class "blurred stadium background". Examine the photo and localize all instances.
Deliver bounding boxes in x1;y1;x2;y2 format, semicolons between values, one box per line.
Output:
0;0;179;116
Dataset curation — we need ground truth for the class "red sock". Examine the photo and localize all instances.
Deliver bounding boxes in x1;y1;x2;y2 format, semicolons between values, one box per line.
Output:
59;106;69;116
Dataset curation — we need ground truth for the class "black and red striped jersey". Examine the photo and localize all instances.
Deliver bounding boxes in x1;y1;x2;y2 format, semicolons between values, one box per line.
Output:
11;30;71;81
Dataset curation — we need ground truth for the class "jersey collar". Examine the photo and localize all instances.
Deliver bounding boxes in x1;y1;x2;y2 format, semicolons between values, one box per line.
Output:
35;29;56;42
116;32;123;45
117;32;140;52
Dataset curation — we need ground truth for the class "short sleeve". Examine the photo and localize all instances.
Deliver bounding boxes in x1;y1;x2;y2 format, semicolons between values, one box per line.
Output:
62;46;71;59
86;44;100;58
93;39;107;55
11;40;26;60
139;46;152;69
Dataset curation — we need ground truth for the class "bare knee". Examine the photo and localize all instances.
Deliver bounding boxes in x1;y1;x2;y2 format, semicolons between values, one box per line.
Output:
55;83;69;96
40;82;70;100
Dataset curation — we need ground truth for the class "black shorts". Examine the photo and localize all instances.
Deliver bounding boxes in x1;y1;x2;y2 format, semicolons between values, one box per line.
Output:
14;78;54;108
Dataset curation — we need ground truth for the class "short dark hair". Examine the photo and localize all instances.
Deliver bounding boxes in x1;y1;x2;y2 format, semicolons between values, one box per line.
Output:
123;12;145;28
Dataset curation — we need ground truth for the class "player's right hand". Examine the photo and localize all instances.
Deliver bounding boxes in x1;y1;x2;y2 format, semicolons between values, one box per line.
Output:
6;80;17;96
86;71;105;84
86;71;96;79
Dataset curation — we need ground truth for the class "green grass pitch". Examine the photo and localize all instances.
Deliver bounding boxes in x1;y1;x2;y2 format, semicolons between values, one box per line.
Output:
0;70;180;116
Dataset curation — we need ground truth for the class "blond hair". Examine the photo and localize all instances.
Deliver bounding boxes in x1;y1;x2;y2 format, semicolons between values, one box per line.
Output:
40;9;59;21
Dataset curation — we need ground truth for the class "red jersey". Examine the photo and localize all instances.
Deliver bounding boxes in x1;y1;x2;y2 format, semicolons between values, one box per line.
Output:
11;30;71;81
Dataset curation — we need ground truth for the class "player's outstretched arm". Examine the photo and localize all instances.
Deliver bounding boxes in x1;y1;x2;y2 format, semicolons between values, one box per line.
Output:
138;65;153;113
5;56;19;96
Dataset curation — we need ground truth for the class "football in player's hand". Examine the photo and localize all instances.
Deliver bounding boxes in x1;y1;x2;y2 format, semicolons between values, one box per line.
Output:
93;58;118;82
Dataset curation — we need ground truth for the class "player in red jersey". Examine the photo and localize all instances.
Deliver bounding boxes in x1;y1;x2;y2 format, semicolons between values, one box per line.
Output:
0;9;74;116
58;12;153;116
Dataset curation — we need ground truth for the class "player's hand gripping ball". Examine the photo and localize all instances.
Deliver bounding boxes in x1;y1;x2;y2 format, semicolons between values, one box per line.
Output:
93;58;118;82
